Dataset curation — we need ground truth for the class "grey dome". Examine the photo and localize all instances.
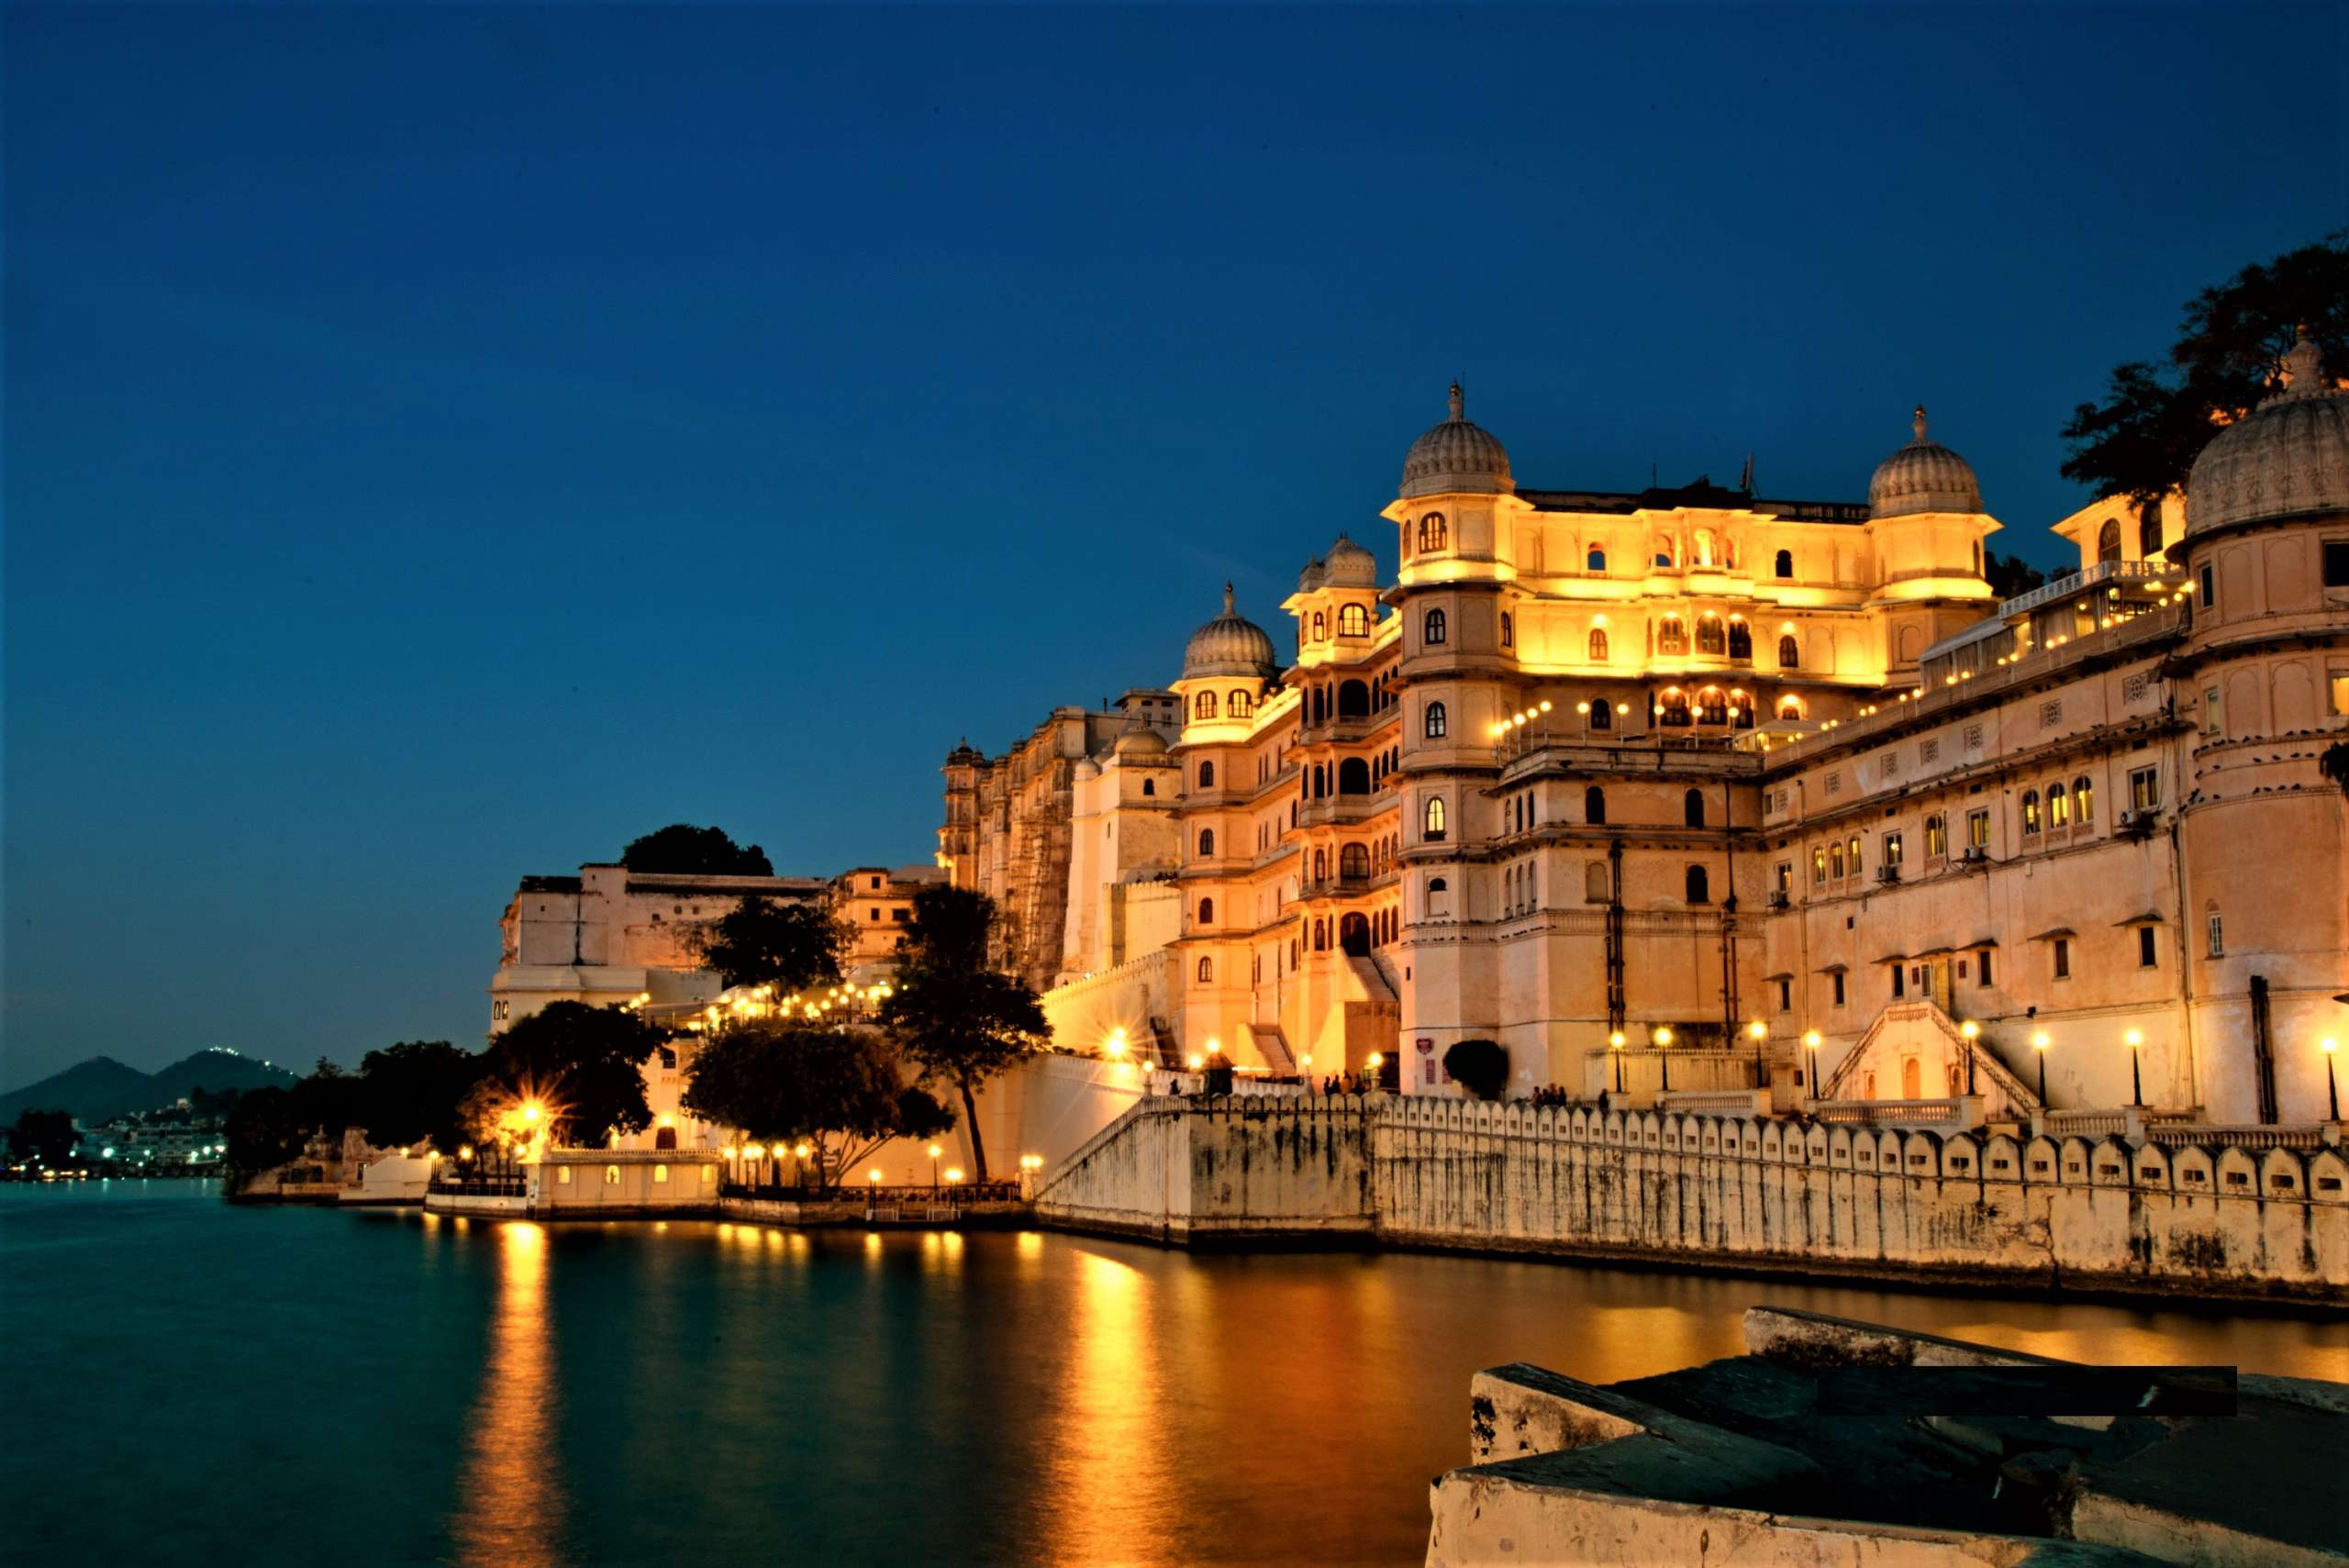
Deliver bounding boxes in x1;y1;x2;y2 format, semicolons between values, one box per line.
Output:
1322;533;1377;586
1297;556;1326;592
1112;710;1168;757
1869;406;1983;517
1400;383;1513;499
1182;583;1280;680
2187;326;2347;536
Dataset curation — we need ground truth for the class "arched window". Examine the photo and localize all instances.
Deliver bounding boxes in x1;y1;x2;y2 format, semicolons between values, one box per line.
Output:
1777;634;1799;669
1424;701;1447;739
1313;919;1328;951
1228;691;1252;719
1310;686;1326;724
1585;862;1609;902
1338;603;1368;637
1500;612;1515;649
1657;690;1692;727
2137;501;2164;559
1198;897;1214;924
1685;865;1709;904
1423;796;1447;840
1312;611;1327;640
654;1127;677;1151
1697;615;1726;655
1776;695;1806;721
1338;757;1369;795
1196;956;1214;984
1311;763;1326;799
1586;546;1607;573
2021;790;2041;836
1142;778;1155;795
1684;788;1706;828
1584;785;1607;824
1193;691;1218;719
1337;681;1369;718
2047;781;2069;828
1693;529;1716;567
2074;775;2094;824
1774;549;1794;580
1653;534;1676;569
1727;618;1752;661
1590;699;1612;730
1425;876;1450;917
1341;842;1368;878
1588;628;1610;662
2096;517;2121;563
1730;689;1754;728
1830;840;1845;878
1657;616;1688;655
1198;761;1215;789
1696;687;1729;725
1313;849;1327;880
1419;513;1448;552
1197;828;1216;856
1423;607;1448;645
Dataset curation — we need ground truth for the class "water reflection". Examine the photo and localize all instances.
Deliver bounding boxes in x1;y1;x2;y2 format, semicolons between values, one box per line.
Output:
451;1222;563;1568
1042;1247;1171;1563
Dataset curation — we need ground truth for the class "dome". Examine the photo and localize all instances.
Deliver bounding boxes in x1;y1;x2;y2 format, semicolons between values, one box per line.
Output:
1400;382;1513;499
944;737;984;766
1322;533;1377;587
1297;556;1325;592
1111;712;1168;758
2186;326;2347;536
1182;583;1280;680
1869;406;1982;517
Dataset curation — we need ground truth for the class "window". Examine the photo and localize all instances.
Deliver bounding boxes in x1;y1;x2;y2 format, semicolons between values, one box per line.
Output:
1341;843;1368;878
2332;673;2349;717
1884;831;1904;867
1339;603;1368;637
2199;563;2215;607
2129;766;2160;811
557;1165;573;1184
1832;972;1846;1006
1830;841;1845;879
2323;539;2349;586
1658;616;1688;655
1697;615;1726;655
605;1165;621;1186
1778;634;1799;669
1584;785;1607;824
1312;611;1327;640
1590;700;1611;730
1312;849;1327;881
1977;949;1993;986
1197;897;1214;925
2047;782;2069;828
1728;619;1753;660
1424;701;1447;740
2140;503;2165;559
1653;535;1675;569
1500;612;1515;649
1586;862;1609;902
1194;691;1218;720
1684;788;1706;828
1423;796;1447;840
2073;776;2094;825
1812;847;1828;884
2206;912;2223;957
1685;865;1709;904
2203;686;2221;735
1774;549;1794;579
1588;628;1610;662
1696;687;1728;725
2139;926;2158;968
1774;862;1792;896
1197;957;1215;984
1229;691;1252;719
1423;607;1448;645
1197;828;1215;856
2021;790;2041;836
1657;690;1692;727
1586;546;1607;573
1892;963;1906;999
1142;778;1155;796
1336;680;1369;719
1337;758;1369;795
1776;695;1806;721
1419;513;1448;551
652;1163;670;1184
1846;834;1861;873
2097;517;2121;562
1925;815;1946;858
2053;939;2070;980
1967;808;1990;849
1198;761;1215;789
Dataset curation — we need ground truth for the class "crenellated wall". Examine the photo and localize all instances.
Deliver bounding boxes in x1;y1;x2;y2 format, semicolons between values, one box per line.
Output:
1032;1095;2348;1301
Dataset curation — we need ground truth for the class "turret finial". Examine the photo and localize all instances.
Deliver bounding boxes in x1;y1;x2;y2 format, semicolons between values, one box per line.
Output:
1222;581;1235;614
1912;404;1929;443
1448;381;1464;421
2273;321;2329;402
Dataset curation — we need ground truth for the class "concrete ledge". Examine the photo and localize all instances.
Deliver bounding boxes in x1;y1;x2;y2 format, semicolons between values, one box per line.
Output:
1743;1307;2065;1368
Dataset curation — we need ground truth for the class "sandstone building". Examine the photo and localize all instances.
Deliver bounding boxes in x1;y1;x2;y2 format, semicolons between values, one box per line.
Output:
944;332;2349;1126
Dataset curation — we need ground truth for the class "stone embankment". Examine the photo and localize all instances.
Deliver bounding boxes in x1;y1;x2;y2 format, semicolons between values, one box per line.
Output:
1033;1095;2348;1302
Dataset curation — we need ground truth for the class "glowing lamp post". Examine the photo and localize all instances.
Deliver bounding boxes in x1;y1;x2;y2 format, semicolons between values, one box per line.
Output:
2322;1038;2340;1122
927;1142;942;1198
1366;1051;1385;1091
1609;1030;1627;1094
1801;1030;1822;1095
1745;1019;1767;1064
1958;1020;1980;1095
2031;1030;2052;1107
1653;1027;1674;1094
2124;1029;2145;1107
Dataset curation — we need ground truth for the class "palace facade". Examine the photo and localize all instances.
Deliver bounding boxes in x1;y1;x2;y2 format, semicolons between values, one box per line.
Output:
945;332;2349;1126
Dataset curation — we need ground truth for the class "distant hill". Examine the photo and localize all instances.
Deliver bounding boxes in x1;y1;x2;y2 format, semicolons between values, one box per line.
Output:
0;1049;298;1125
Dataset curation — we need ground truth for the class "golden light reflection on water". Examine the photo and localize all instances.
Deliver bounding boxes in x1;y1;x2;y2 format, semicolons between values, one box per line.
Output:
1041;1248;1168;1565
451;1222;562;1568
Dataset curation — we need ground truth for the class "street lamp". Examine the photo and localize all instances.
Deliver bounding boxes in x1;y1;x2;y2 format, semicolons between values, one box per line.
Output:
2124;1029;2145;1107
1106;1027;1128;1060
927;1142;942;1197
1959;1020;1980;1095
1609;1030;1627;1093
1367;1051;1385;1090
1653;1026;1674;1094
2031;1029;2052;1106
2322;1038;2339;1122
1802;1029;1822;1093
1746;1019;1767;1066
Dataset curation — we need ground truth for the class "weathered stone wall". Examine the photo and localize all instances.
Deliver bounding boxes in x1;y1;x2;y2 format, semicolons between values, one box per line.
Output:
1375;1098;2348;1301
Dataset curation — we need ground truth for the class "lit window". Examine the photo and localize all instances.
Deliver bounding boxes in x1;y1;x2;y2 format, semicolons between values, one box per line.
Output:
1925;815;1946;858
1228;690;1252;719
1419;513;1448;552
2021;790;2041;836
2073;776;2093;825
1697;615;1726;656
1194;691;1218;720
1778;634;1799;669
1312;611;1327;640
1196;956;1214;984
605;1165;621;1185
2128;767;2159;811
1500;612;1514;649
1967;809;1990;849
1658;617;1688;655
653;1163;670;1184
1588;628;1610;662
557;1165;573;1185
1423;796;1447;840
1338;603;1368;637
2048;782;2069;828
1424;701;1447;740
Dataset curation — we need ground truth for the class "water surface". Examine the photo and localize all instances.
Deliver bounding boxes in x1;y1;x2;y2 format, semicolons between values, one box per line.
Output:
6;1184;2342;1565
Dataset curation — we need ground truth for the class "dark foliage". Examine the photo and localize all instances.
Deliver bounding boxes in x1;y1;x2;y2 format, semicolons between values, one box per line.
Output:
619;824;774;877
1443;1039;1510;1101
880;885;1048;1182
484;1002;658;1146
1983;550;2048;602
6;1107;77;1164
694;896;847;992
353;1040;492;1151
682;1021;952;1187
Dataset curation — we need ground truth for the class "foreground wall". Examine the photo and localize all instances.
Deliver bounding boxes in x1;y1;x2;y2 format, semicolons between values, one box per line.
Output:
1033;1095;1374;1244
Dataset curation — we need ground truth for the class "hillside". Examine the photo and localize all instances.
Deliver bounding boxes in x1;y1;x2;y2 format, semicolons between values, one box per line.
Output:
0;1048;297;1124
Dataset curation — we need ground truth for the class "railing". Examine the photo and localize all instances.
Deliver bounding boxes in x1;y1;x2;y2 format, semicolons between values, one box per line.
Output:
429;1175;529;1196
1657;1089;1771;1117
1805;1096;1977;1128
2145;1124;2332;1151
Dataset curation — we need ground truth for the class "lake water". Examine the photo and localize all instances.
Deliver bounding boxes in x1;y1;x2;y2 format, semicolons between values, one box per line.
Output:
6;1183;2343;1566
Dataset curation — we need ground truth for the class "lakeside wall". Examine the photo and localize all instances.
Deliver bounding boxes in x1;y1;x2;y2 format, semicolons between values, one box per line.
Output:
1036;1095;2349;1301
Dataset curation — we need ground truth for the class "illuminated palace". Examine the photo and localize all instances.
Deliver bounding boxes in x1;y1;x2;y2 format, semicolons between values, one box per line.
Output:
946;331;2349;1127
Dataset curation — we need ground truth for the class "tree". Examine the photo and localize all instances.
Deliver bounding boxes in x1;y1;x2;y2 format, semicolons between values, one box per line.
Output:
222;1087;309;1184
284;1058;361;1141
1443;1040;1510;1102
353;1040;491;1152
681;1022;952;1188
620;823;774;876
880;885;1049;1182
1983;549;2047;602
485;1002;659;1148
6;1107;77;1165
2061;233;2347;506
695;896;848;993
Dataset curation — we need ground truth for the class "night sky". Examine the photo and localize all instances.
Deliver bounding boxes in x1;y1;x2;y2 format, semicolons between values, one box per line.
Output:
6;6;2341;1084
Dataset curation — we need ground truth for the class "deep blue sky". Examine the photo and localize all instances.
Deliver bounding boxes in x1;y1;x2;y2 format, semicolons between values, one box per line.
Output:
6;6;2342;1084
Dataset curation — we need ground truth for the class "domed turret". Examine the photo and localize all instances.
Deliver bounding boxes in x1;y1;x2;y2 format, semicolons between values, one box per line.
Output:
1182;583;1280;680
1869;406;1982;518
1401;382;1512;499
1111;710;1168;757
1297;556;1326;592
2187;325;2347;536
1322;532;1377;587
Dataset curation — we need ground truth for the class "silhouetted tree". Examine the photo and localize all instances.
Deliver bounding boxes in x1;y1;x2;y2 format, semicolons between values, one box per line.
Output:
880;885;1047;1182
1983;550;2048;602
695;896;848;993
620;824;774;876
7;1107;77;1165
682;1022;952;1188
1443;1040;1510;1102
484;1002;658;1147
353;1040;491;1151
2062;233;2346;506
223;1087;309;1184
